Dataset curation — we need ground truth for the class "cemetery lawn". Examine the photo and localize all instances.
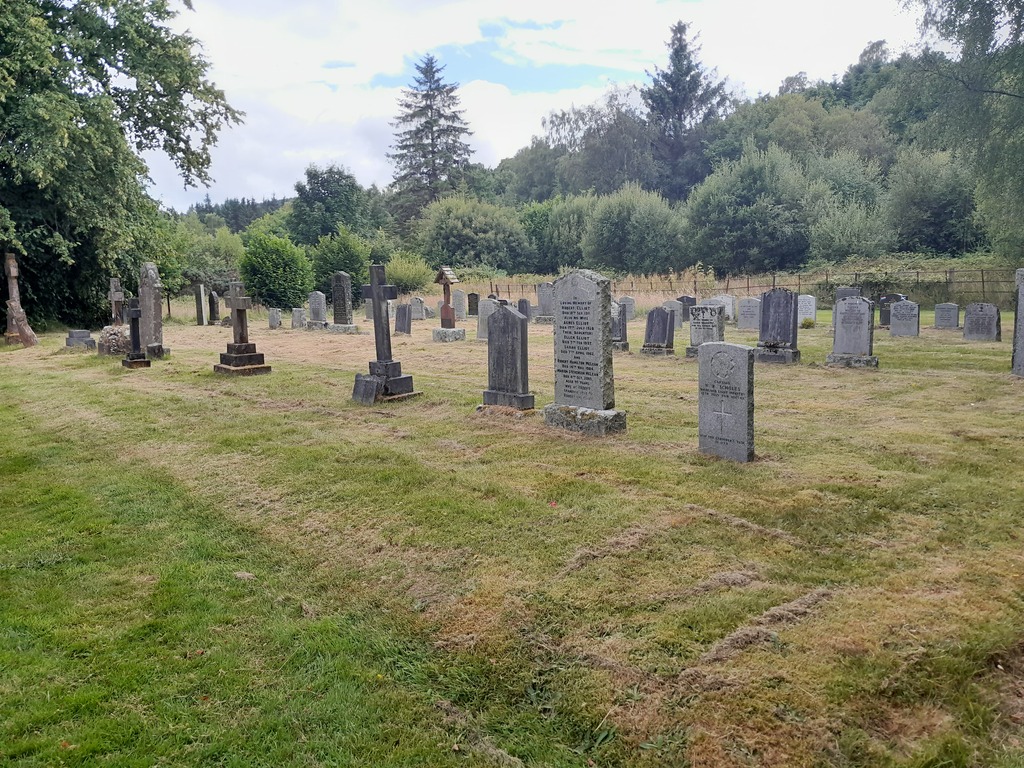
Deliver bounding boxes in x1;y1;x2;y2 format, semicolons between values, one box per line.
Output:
2;313;1023;767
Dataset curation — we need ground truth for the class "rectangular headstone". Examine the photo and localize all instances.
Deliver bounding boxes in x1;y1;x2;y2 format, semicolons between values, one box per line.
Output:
483;305;534;409
291;308;306;329
737;297;761;331
394;303;412;334
877;293;907;327
797;294;817;325
536;282;554;317
467;292;479;316
963;303;1001;341
364;297;373;320
332;271;353;325
194;284;208;326
268;308;281;330
710;294;737;321
687;305;725;358
755;288;800;363
826;296;877;367
516;297;532;322
1013;270;1024;377
551;270;614;410
308;291;327;324
640;306;675;355
476;298;498;341
835;286;861;303
410;296;426;321
618;296;636;321
453;289;467;320
663;300;685;329
698;342;754;463
934;302;960;329
139;262;163;350
889;300;920;337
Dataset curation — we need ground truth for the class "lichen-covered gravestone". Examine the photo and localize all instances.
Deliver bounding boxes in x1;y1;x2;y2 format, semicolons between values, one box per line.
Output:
5;299;38;348
934;303;959;329
268;308;281;330
453;289;467;320
482;304;534;410
353;264;419;404
139;262;167;358
698;342;754;462
611;301;629;352
737;297;761;331
686;305;725;358
394;303;412;335
214;282;271;376
291;308;306;329
307;291;328;329
640;307;675;356
826;297;877;367
963;303;1001;342
194;284;208;326
755;288;800;364
542;270;626;435
1012;270;1024;377
535;282;555;323
332;271;353;325
889;300;920;337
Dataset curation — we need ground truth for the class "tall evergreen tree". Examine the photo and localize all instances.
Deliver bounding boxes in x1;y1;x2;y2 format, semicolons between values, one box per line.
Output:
388;54;473;227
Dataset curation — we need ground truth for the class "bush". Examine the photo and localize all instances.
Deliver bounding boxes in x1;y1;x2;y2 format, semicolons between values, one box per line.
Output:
581;183;684;274
416;196;534;272
309;227;370;296
384;251;434;294
239;233;313;308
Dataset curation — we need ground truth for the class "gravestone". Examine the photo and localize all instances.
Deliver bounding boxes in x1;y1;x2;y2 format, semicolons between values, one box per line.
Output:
517;297;533;323
434;266;459;333
65;329;96;351
755;288;800;364
835;286;861;303
353;264;419;404
107;277;125;327
467;292;479;316
482;304;534;410
410;296;427;321
640;306;675;355
698;343;755;462
307;291;328;328
214;282;271;376
611;301;629;352
663;300;686;330
797;294;817;326
477;298;499;341
543;270;625;435
535;282;555;323
963;303;1001;341
122;298;150;368
878;293;908;327
208;291;220;324
710;294;737;322
737;297;761;331
453;289;467;320
291;308;306;329
4;253;22;345
332;271;353;325
194;284;208;326
364;298;373;320
678;296;697;310
934;303;960;329
394;303;412;335
686;305;725;358
889;300;920;337
5;299;38;348
618;296;636;321
139;262;165;356
826;297;877;367
1012;269;1024;377
268;308;281;330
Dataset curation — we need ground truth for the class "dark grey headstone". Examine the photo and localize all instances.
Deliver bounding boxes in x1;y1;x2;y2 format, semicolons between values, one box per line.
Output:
352;374;385;405
1013;270;1024;377
835;286;861;304
467;293;479;316
889;300;920;337
827;297;877;367
963;303;1001;341
698;342;754;462
394;303;413;335
755;288;800;363
332;271;353;325
208;291;220;324
678;296;697;309
640;307;675;355
686;305;725;358
194;284;208;326
483;305;534;409
65;329;96;350
517;298;532;322
877;293;907;327
737;298;761;331
934;303;960;329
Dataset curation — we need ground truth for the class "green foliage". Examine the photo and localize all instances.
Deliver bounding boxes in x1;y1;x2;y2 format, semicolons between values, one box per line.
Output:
416;196;533;272
496;138;565;203
242;208;293;246
581;183;684;274
809;198;893;262
545;194;597;272
287;164;365;246
384;251;434;294
309;228;370;297
192;194;287;234
239;232;312;309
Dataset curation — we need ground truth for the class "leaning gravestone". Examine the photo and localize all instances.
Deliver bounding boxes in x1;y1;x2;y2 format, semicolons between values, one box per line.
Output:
543;270;625;435
640;307;675;355
755;288;800;364
535;282;555;323
353;264;419;404
737;297;761;331
122;298;150;369
139;262;166;358
268;308;282;330
307;291;328;329
618;296;636;321
611;301;629;352
482;304;534;410
687;305;725;358
5;299;38;348
194;284;208;326
65;330;96;351
208;290;220;324
1012;269;1024;377
663;300;686;330
878;293;908;327
476;298;499;341
453;289;467;320
467;293;479;317
934;303;960;329
394;303;412;335
291;308;306;329
698;342;755;463
963;303;1001;341
214;282;271;376
826;297;877;367
889;300;920;337
797;294;817;326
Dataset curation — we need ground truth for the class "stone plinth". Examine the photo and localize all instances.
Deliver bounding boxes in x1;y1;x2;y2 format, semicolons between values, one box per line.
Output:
541;404;626;436
432;328;465;342
327;324;360;334
65;329;96;350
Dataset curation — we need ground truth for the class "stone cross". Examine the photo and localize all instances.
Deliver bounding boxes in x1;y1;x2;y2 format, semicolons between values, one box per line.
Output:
215;281;271;376
362;265;400;364
435;266;459;329
107;278;124;325
225;281;251;345
122;298;151;368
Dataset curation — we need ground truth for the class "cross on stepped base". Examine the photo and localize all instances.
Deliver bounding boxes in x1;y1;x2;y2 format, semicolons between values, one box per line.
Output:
214;281;271;376
353;264;420;405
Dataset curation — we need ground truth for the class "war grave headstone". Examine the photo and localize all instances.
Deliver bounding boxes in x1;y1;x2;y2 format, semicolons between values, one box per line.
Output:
737;297;761;331
1012;269;1024;377
934;303;960;329
877;293;908;327
826;297;878;367
698;342;755;462
122;298;150;368
477;298;499;341
394;303;413;335
65;330;96;351
208;290;220;325
618;296;636;321
139;262;167;359
5;253;23;345
453;289;467;320
353;265;420;404
963;302;1001;342
535;282;555;324
433;266;465;342
482;304;534;410
640;307;675;355
754;288;800;364
889;300;920;337
306;291;328;330
291;308;306;329
5;299;38;348
663;300;686;330
268;308;282;329
194;284;208;326
611;300;629;352
214;282;271;376
543;270;626;435
467;292;479;316
686;304;725;358
798;294;817;326
517;298;533;323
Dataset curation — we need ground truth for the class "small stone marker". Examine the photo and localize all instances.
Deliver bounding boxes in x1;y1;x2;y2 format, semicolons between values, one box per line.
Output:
453;289;467;320
640;307;675;355
394;303;412;335
291;308;306;329
737;297;761;331
268;308;281;330
934;303;960;329
618;296;636;321
877;293;907;327
482;304;534;410
332;271;353;325
107;277;125;327
194;284;208;326
139;262;165;357
467;292;479;316
663;300;686;330
755;288;800;364
208;290;220;324
826;297;877;367
214;281;271;376
5;299;38;348
122;298;150;369
611;301;629;352
963;303;1001;341
307;291;328;328
353;264;419;404
65;329;96;351
798;294;817;326
1012;270;1024;377
535;282;555;323
889;300;920;337
686;305;725;358
477;298;499;341
543;270;626;435
698;342;755;462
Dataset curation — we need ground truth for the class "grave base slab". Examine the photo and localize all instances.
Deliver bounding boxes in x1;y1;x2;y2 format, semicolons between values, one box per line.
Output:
432;328;465;343
483;390;534;410
542;404;626;436
640;346;674;356
825;353;878;368
214;363;271;376
326;324;359;334
612;341;630;352
754;348;801;364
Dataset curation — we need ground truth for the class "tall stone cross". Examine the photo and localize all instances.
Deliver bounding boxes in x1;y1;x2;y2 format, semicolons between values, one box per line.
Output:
224;281;251;345
361;265;399;363
121;297;150;368
108;278;124;324
5;253;21;342
434;266;459;330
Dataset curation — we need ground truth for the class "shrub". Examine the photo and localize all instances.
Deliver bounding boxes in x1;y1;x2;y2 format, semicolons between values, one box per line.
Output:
384;251;434;294
239;232;313;309
582;183;683;274
309;227;370;296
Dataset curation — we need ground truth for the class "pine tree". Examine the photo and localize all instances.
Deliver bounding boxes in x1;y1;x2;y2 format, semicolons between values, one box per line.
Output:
388;54;473;227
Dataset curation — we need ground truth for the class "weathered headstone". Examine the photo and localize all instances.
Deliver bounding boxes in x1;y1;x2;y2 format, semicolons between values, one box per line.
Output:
889;300;920;337
611;300;629;352
698;342;754;462
826;297;877;367
663;300;686;330
516;297;532;323
467;292;479;316
934;303;960;329
797;294;817;326
208;291;220;324
332;271;353;325
122;298;150;369
410;296;426;321
268;308;282;330
194;284;208;326
963;302;1001;341
640;306;675;355
139;262;164;356
686;305;725;358
4;254;23;345
878;293;908;327
453;289;467;320
476;298;499;341
364;298;373;320
482;304;534;410
618;296;636;321
214;282;271;376
835;286;861;303
353;264;419;404
1012;270;1024;377
65;329;96;351
711;294;737;322
107;277;125;327
737;297;762;331
307;291;328;328
543;270;625;435
291;308;306;329
678;296;697;310
5;299;38;348
394;303;412;335
535;282;555;323
755;288;800;364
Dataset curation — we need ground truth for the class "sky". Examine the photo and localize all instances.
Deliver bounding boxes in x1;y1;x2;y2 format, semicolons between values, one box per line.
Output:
147;0;927;211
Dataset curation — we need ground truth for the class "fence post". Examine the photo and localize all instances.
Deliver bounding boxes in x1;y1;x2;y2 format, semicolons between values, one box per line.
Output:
797;274;801;293
772;273;777;289
981;269;986;300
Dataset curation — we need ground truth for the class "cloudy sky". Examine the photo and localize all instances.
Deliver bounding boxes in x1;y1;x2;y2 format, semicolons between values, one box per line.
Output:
147;0;926;211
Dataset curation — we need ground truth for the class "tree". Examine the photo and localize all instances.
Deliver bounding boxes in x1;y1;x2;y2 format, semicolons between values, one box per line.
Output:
416;196;533;272
308;227;370;297
0;0;240;325
388;54;473;227
239;233;313;309
287;164;365;246
581;184;684;274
